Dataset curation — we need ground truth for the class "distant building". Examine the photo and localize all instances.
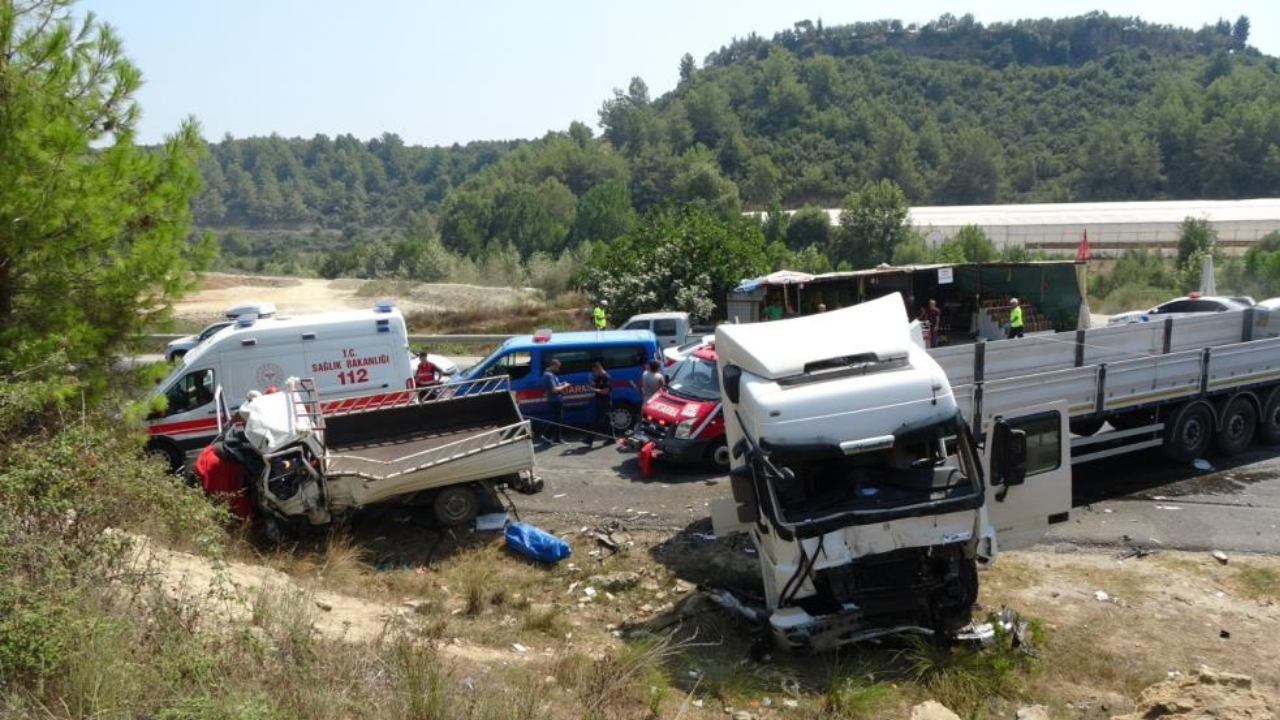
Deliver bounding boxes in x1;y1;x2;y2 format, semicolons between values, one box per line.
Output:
817;199;1280;256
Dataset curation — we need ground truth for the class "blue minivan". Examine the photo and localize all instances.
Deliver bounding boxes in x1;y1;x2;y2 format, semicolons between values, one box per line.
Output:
456;330;661;431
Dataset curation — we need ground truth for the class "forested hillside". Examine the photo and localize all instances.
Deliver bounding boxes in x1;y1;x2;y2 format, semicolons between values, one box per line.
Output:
188;12;1279;277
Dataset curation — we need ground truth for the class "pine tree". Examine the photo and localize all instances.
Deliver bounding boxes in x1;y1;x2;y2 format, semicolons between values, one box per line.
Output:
0;0;214;388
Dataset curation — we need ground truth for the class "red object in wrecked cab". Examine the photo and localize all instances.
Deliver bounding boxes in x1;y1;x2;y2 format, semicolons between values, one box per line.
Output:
193;444;251;519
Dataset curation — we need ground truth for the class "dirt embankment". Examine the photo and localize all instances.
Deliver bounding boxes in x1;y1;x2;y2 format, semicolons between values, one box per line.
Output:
174;273;538;324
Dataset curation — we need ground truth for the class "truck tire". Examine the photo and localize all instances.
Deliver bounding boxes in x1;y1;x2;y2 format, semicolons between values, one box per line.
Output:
705;438;732;472
433;486;479;527
1214;396;1257;457
1256;387;1280;445
1162;402;1214;463
146;439;184;473
609;402;639;433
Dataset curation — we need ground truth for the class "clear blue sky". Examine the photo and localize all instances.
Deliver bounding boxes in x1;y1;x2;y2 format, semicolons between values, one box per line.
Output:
84;0;1278;146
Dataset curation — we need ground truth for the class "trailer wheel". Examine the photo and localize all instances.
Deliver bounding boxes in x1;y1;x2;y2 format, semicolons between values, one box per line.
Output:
146;439;184;473
433;486;479;527
1214;396;1257;457
609;402;639;432
1069;418;1105;437
1162;402;1213;462
1256;388;1280;445
705;438;732;472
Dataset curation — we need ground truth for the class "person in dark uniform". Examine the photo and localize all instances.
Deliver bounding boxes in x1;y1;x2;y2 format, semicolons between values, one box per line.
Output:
540;358;569;444
584;361;613;448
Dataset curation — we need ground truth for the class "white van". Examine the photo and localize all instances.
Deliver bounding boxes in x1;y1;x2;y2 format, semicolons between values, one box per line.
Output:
621;311;691;348
145;302;414;469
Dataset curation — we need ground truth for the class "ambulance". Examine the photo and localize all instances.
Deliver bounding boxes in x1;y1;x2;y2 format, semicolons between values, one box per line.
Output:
145;302;415;470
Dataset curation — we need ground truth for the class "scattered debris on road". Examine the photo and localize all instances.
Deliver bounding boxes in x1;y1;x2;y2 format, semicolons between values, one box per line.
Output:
1213;550;1230;564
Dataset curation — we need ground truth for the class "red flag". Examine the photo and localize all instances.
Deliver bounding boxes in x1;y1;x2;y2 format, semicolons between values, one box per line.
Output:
1076;230;1092;260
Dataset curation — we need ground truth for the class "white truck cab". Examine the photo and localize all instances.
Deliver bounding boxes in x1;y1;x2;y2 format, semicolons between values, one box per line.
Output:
146;302;414;470
712;293;1071;651
622;311;691;348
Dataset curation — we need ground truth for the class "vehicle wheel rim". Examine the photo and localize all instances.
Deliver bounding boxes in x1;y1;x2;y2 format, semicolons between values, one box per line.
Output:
1228;413;1246;440
1269;406;1280;430
610;408;633;430
440;493;473;523
712;444;731;468
1183;416;1204;446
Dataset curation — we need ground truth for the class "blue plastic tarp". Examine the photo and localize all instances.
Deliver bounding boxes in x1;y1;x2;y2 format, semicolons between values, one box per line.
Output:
504;522;571;564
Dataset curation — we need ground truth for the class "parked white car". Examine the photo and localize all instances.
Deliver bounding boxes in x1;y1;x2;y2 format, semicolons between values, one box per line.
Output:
165;301;278;361
1107;295;1252;325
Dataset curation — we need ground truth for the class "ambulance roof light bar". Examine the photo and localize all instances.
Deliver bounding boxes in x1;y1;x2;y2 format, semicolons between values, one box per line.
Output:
533;328;553;343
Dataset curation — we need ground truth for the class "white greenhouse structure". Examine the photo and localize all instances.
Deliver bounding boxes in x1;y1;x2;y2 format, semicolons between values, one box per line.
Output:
819;199;1280;256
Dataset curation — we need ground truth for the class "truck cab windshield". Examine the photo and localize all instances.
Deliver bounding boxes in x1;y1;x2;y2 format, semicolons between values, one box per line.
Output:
666;356;720;401
769;417;981;523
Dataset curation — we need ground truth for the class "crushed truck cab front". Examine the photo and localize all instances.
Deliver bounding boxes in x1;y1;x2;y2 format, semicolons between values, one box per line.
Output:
712;293;1069;651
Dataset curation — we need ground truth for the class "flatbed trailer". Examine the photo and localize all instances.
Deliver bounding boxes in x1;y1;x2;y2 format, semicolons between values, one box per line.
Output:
929;308;1280;463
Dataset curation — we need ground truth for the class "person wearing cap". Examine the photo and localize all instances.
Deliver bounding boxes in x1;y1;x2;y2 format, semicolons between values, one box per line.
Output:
1008;298;1024;339
592;301;609;330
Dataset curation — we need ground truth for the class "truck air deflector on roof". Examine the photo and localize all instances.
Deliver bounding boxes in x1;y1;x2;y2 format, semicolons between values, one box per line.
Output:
715;293;911;381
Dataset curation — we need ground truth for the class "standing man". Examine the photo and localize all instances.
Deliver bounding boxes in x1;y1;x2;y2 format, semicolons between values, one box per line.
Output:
540;358;570;444
414;351;440;401
642;360;665;401
592;300;609;331
1008;298;1024;339
925;299;942;348
584;361;613;448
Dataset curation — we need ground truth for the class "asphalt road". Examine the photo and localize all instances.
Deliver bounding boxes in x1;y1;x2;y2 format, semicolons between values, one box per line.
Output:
515;433;1280;555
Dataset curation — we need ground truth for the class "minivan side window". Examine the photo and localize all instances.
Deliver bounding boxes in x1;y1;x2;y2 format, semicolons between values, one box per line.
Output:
165;368;215;415
485;351;533;380
599;345;647;370
653;319;678;337
623;320;650;331
544;348;593;375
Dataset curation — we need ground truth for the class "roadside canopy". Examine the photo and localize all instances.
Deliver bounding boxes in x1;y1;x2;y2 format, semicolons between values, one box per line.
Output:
733;270;815;293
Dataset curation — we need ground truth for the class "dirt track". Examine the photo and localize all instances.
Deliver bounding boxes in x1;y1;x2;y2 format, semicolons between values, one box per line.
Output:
174;273;536;322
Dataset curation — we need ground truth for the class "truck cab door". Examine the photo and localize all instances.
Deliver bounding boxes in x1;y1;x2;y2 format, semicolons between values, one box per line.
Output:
983;400;1072;552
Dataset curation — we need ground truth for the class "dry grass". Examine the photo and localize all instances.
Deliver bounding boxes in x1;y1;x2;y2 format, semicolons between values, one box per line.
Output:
404;298;584;335
1230;563;1280;601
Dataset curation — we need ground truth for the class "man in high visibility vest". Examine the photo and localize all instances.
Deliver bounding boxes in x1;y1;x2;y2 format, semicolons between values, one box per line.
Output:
592;301;608;330
1008;297;1024;339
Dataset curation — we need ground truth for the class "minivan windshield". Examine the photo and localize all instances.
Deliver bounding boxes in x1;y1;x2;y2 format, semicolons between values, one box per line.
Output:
666;355;720;401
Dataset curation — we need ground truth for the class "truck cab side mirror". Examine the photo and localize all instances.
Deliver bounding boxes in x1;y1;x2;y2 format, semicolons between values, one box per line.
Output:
990;419;1028;487
722;364;742;404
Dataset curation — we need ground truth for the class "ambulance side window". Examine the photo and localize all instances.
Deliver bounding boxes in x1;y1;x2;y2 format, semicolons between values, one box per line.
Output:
485;351;532;380
165;368;215;415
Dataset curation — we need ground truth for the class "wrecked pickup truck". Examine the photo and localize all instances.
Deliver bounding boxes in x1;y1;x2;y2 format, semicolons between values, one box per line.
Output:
710;293;1071;651
199;376;540;532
